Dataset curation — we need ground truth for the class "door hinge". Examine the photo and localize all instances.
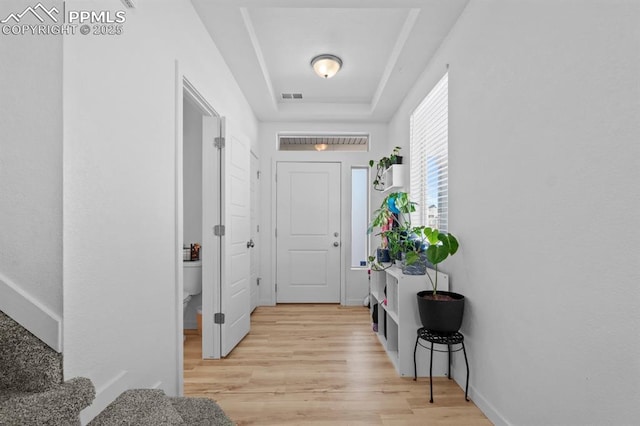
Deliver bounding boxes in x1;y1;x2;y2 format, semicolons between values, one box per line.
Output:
214;313;225;324
257;277;261;286
257;225;260;233
214;137;225;149
214;225;225;236
257;170;261;179
275;283;277;293
275;228;277;238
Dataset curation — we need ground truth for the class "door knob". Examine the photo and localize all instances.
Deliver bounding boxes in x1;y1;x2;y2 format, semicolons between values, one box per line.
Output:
333;241;340;247
246;239;255;248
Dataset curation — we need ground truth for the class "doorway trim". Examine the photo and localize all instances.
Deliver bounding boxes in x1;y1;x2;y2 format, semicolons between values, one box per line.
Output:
174;62;220;395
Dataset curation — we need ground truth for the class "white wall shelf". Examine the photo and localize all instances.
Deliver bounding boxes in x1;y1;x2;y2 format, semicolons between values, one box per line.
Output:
382;164;405;192
370;266;450;377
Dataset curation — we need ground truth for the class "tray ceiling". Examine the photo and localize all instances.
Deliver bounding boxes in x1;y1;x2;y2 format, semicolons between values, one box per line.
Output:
191;0;469;122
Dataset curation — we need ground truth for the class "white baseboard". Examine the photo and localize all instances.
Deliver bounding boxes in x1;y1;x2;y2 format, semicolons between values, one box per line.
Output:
464;382;511;426
257;299;365;307
0;273;62;352
450;336;510;426
80;370;129;425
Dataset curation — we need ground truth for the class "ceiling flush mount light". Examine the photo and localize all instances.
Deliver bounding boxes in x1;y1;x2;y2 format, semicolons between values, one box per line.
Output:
311;54;342;79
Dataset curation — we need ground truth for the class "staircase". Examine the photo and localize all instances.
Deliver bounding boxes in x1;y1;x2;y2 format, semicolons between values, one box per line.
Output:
0;311;94;425
89;389;233;426
0;311;234;425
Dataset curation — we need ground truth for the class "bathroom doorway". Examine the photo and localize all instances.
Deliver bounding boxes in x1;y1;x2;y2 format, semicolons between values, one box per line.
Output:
182;95;204;337
178;76;222;395
177;74;252;394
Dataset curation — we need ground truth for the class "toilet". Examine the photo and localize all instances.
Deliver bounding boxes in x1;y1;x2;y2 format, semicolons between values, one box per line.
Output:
182;291;192;310
183;260;202;310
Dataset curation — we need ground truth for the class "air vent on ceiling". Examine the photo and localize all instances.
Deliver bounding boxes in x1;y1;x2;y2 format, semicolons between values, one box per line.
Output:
281;93;303;100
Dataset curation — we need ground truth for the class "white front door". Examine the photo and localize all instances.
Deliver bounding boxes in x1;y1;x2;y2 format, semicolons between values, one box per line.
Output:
221;119;251;356
249;151;260;312
276;162;341;303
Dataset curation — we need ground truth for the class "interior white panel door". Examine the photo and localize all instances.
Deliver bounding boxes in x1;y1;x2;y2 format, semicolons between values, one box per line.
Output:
221;119;251;356
201;114;220;359
276;162;341;303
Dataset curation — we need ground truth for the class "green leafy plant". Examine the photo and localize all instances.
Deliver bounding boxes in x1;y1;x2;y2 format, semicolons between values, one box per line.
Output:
367;192;416;270
421;228;459;295
368;147;403;191
365;163;459;292
403;226;431;265
366;187;459;287
389;146;402;164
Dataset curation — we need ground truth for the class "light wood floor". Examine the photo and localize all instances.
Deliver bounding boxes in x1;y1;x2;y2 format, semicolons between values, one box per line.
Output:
184;304;492;425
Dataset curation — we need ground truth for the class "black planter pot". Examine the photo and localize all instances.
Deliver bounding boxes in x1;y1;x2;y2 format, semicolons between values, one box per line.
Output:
416;290;465;334
376;248;391;263
392;155;403;165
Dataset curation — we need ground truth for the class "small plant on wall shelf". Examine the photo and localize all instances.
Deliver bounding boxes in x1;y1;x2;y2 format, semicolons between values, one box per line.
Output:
369;146;403;191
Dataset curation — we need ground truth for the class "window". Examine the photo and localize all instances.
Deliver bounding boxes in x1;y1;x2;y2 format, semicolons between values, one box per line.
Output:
278;133;369;151
351;167;368;267
410;72;448;232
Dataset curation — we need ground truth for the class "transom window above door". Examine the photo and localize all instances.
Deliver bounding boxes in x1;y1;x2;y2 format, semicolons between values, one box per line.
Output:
278;133;369;152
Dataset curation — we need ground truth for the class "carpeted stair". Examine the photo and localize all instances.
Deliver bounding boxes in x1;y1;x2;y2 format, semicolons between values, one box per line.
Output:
89;389;234;426
0;311;95;425
0;310;234;425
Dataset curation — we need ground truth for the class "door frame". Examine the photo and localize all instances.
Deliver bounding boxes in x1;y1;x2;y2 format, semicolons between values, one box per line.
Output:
271;160;345;305
174;62;222;395
249;150;260;312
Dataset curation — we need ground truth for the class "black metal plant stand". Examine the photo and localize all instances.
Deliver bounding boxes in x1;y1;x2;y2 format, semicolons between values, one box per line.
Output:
413;327;469;403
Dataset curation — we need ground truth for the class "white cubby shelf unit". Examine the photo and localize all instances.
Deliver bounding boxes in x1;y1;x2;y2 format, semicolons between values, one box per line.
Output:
369;266;451;377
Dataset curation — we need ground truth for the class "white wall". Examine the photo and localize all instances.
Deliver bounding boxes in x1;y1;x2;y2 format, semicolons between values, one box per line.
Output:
0;0;63;344
258;121;390;307
62;0;257;419
388;1;640;424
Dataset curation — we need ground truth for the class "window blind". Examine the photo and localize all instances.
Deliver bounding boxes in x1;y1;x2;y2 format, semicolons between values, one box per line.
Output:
409;72;448;232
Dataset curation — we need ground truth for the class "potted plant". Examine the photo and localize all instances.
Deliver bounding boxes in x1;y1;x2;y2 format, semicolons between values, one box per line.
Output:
374;192;432;275
416;229;463;334
401;226;432;275
389;146;403;165
367;194;393;264
367;191;415;270
369;147;403;192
